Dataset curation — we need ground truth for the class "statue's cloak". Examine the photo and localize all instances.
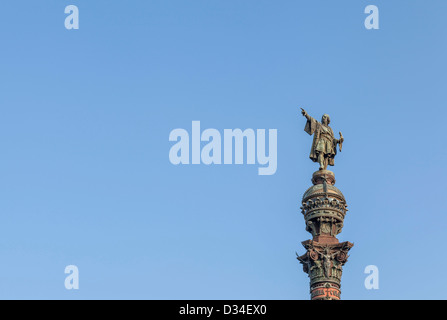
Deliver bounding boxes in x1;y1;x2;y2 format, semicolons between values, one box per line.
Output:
304;116;337;166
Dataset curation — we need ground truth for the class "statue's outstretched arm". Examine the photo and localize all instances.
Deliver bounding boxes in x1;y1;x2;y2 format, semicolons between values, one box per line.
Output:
300;108;311;120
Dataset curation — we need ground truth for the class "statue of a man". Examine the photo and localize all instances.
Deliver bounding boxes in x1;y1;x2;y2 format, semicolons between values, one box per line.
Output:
321;247;336;278
300;108;344;170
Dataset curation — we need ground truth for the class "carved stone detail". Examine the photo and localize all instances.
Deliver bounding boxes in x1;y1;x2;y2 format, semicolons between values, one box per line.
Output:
297;240;353;299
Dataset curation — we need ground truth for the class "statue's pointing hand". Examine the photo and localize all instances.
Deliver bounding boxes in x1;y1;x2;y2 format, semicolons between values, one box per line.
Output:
300;108;308;118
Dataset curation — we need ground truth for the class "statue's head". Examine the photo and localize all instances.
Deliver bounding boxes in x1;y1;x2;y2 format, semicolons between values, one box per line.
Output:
321;114;330;125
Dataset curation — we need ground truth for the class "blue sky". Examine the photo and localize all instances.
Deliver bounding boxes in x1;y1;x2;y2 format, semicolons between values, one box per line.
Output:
0;0;446;299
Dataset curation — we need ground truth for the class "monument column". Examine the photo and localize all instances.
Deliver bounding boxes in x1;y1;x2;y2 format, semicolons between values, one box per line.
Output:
297;108;353;300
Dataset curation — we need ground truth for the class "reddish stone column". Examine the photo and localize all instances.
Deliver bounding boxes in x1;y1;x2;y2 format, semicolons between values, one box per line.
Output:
297;170;353;300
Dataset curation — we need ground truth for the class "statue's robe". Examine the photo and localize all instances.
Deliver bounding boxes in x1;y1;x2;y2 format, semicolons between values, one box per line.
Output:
304;116;337;166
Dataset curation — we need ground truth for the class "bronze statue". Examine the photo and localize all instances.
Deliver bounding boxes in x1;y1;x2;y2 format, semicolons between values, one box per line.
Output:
300;108;344;170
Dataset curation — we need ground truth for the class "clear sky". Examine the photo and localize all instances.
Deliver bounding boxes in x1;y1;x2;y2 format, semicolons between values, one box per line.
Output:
0;0;446;299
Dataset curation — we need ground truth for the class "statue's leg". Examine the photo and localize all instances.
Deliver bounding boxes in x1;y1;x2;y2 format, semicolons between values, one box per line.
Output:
318;152;324;170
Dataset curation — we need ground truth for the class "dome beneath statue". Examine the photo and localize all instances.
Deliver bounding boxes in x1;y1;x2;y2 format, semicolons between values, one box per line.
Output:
302;170;345;202
302;183;345;203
